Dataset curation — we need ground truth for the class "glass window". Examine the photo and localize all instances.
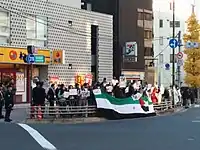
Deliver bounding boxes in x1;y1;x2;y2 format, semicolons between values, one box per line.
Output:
170;54;177;63
0;10;10;45
159;36;164;45
144;13;152;21
159;19;163;28
159;54;163;63
170;21;180;27
36;16;47;40
144;30;152;39
144;47;153;57
26;16;47;47
138;12;143;20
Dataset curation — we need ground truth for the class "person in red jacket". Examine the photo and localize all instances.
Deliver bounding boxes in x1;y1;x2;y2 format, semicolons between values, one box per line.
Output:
151;87;158;104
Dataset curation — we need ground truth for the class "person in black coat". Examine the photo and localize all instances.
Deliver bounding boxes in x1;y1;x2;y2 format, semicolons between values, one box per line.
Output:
4;85;14;122
0;84;4;119
182;88;189;107
113;83;124;98
47;84;55;107
127;83;134;97
32;82;46;106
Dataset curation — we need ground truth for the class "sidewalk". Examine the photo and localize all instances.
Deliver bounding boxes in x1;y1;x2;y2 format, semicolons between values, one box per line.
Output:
14;103;30;109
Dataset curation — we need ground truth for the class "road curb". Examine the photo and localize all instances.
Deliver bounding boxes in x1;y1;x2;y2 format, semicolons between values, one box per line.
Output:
13;104;30;109
156;107;185;116
25;117;107;124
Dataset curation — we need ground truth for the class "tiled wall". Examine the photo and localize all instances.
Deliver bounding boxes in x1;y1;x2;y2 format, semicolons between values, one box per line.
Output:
1;0;113;84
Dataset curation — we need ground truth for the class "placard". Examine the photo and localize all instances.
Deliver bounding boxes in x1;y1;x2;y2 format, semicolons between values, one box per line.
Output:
69;89;78;96
16;72;25;92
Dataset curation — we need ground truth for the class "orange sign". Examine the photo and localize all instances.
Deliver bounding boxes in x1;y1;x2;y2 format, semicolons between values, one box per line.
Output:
52;50;63;64
0;46;51;64
75;74;93;86
75;75;85;86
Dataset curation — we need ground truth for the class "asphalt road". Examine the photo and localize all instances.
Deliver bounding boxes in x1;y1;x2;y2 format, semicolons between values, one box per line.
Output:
1;107;200;150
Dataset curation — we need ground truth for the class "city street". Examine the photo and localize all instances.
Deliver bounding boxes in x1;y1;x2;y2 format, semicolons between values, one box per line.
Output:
1;107;200;150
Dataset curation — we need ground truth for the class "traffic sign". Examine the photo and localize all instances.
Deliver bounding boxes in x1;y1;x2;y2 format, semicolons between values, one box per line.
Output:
165;63;170;70
27;54;35;64
177;59;183;66
176;52;183;59
169;39;178;48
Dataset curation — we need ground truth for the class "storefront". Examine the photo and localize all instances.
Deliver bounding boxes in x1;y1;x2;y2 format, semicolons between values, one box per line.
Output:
0;46;51;103
121;71;145;83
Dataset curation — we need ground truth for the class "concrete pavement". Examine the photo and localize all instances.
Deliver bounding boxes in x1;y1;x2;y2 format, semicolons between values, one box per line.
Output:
1;107;200;150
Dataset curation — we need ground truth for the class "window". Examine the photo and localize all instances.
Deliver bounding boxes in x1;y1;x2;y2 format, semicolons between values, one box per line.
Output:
26;16;47;47
159;19;163;28
0;10;10;45
144;13;152;21
138;12;143;20
144;47;153;57
144;30;152;39
159;36;164;45
159;54;163;63
170;21;180;27
170;54;177;63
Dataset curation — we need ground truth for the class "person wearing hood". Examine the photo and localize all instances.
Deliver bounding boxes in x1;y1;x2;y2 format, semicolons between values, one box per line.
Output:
113;83;124;98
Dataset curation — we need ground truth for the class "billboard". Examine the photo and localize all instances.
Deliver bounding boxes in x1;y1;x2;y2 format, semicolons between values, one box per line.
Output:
124;42;138;62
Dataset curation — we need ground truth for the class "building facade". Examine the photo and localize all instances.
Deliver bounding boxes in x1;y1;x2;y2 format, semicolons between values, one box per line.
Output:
153;11;186;87
49;0;81;8
81;0;154;84
0;0;113;103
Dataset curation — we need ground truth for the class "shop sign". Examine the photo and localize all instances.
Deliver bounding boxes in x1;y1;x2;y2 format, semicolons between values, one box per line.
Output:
35;55;45;63
0;46;51;64
52;50;64;64
124;42;138;62
122;71;145;80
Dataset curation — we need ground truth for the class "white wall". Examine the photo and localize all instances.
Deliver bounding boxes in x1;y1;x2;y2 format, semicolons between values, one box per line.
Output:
153;11;186;87
48;0;81;8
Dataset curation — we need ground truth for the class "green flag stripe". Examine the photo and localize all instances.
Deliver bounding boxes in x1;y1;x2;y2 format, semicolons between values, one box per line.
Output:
95;94;139;105
95;93;152;105
140;96;153;105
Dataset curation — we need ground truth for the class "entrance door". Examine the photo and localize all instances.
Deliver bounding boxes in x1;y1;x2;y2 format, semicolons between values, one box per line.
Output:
0;69;16;103
1;71;16;87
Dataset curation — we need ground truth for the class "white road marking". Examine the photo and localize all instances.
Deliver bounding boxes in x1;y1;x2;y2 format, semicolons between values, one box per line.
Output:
192;120;200;123
194;105;200;108
188;138;194;141
18;123;57;150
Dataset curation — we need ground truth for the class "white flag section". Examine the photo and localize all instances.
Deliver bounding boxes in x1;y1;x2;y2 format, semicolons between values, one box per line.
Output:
93;89;156;119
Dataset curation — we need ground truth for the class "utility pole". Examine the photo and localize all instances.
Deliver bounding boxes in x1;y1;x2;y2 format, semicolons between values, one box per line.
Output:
172;0;175;88
177;31;181;88
171;0;175;106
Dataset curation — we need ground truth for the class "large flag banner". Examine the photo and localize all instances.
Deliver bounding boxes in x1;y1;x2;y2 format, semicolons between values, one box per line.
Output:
93;89;156;119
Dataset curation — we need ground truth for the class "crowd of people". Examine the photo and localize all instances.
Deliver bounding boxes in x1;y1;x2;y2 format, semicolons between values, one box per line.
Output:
32;77;194;110
0;76;196;122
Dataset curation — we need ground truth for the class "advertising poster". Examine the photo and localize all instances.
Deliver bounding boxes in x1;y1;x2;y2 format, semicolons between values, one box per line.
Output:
124;41;138;62
16;72;25;92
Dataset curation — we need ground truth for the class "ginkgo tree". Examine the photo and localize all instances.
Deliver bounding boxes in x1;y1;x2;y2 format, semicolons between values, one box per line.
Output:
183;12;200;87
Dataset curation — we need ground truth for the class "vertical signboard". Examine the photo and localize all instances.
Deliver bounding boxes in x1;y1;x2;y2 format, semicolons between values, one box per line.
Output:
124;42;138;62
52;50;64;64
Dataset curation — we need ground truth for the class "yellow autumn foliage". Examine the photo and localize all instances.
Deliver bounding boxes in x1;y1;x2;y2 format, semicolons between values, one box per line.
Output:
183;12;200;87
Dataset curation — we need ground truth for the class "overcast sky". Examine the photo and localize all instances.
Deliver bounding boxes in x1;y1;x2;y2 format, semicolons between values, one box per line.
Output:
153;0;200;20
